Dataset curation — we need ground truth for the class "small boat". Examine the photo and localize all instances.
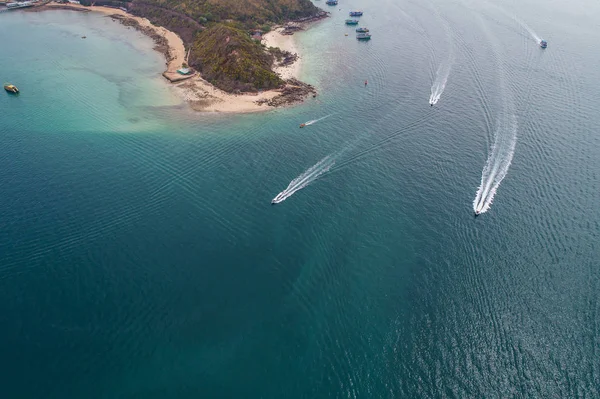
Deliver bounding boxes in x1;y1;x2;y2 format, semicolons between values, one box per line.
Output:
540;39;547;49
4;83;19;94
356;33;372;41
349;11;363;16
345;19;359;25
300;123;306;128
325;0;338;5
345;33;349;36
355;27;369;33
82;36;86;39
364;80;368;86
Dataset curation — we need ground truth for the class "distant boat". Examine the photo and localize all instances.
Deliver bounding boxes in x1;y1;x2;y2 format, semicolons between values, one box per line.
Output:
349;11;363;16
299;123;306;128
356;33;372;41
3;83;18;94
540;39;548;49
355;27;369;33
325;0;338;5
345;19;359;25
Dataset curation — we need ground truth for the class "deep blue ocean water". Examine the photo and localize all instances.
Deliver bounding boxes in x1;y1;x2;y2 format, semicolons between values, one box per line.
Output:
1;0;599;397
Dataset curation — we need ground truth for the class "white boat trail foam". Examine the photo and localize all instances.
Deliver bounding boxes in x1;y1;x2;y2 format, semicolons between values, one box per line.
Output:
304;114;333;126
428;6;453;106
429;58;452;105
272;155;335;204
473;114;518;214
483;1;541;42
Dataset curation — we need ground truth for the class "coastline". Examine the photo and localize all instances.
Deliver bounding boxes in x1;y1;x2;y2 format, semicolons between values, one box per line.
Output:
35;3;316;113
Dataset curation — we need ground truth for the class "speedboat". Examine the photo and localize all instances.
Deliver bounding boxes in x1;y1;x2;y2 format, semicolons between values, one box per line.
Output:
271;200;276;205
355;27;369;33
356;33;372;41
345;19;359;25
299;123;306;128
474;210;480;217
540;39;547;49
349;11;363;16
3;83;19;94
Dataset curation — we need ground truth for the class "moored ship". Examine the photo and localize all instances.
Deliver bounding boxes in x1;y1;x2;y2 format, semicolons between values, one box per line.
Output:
3;83;19;93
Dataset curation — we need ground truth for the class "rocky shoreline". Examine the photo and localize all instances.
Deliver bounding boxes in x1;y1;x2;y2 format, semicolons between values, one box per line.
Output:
110;15;173;62
256;79;317;107
29;2;324;113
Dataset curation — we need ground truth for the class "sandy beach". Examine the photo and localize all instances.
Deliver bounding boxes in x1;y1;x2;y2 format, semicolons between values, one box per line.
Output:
39;3;308;113
263;28;302;81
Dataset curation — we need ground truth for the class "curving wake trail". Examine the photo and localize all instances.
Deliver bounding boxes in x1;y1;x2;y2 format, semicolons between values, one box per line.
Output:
473;114;518;214
304;114;333;126
483;1;541;43
272;155;335;204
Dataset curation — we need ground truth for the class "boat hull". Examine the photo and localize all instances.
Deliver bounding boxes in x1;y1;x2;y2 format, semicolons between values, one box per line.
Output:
3;85;19;94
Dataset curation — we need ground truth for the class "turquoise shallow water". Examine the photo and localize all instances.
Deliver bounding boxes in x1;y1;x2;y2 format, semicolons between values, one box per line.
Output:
1;1;600;398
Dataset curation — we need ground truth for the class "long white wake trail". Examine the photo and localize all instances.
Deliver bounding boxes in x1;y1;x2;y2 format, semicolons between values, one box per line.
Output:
429;8;453;106
429;59;452;105
272;155;335;204
304;114;333;126
483;1;541;42
473;114;518;214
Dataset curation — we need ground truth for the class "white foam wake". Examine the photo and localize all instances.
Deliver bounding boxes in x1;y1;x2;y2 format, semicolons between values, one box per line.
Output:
272;156;335;204
473;114;518;214
485;1;541;43
429;59;452;105
304;114;333;126
429;7;453;106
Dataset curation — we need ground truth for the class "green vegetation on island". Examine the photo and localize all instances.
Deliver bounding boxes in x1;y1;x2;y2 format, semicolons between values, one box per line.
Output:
80;0;324;93
189;24;283;92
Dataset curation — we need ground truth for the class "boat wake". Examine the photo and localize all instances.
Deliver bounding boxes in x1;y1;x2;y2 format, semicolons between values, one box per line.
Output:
473;114;518;215
485;1;541;43
429;7;453;106
272;155;335;204
304;114;333;126
429;59;452;105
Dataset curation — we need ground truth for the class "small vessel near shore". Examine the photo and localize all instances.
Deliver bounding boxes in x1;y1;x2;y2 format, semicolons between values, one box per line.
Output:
356;33;372;41
325;0;338;5
349;11;364;16
540;39;548;48
3;83;19;94
345;19;359;25
355;27;369;33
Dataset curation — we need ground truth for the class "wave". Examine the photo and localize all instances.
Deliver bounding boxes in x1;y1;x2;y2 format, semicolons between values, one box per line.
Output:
428;6;454;106
429;59;452;105
272;155;335;204
473;113;518;214
482;1;541;42
304;114;333;126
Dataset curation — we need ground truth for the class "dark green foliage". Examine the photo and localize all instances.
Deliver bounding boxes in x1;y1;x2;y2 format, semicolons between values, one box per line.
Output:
189;24;284;92
134;0;320;29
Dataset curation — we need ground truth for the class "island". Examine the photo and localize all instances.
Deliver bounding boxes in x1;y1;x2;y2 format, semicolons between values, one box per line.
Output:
33;0;328;112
